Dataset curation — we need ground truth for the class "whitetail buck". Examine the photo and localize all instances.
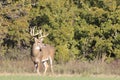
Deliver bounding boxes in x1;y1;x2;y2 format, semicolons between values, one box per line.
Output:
30;27;55;74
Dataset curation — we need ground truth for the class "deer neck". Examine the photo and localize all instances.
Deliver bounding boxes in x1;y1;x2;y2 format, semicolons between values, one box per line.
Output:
34;43;40;50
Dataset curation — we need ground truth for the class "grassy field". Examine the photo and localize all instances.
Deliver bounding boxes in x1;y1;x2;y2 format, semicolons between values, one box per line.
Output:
0;74;120;80
0;60;120;80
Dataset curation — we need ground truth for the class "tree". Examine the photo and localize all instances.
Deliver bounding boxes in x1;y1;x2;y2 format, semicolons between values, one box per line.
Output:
0;0;120;63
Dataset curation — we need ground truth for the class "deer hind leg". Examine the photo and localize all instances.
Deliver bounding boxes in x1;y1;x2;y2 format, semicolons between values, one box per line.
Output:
49;57;54;74
43;61;49;75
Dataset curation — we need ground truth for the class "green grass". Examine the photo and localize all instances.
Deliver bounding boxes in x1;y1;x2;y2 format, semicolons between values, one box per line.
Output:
0;75;120;80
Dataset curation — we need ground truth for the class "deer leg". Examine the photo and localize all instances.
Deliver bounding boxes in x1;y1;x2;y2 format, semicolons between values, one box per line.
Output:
37;63;40;75
49;57;54;74
34;63;37;72
34;62;38;72
43;61;48;75
35;62;40;75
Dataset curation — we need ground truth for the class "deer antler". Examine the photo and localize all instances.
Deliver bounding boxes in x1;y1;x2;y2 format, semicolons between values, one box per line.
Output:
30;27;49;38
39;30;49;39
30;27;34;36
30;27;41;37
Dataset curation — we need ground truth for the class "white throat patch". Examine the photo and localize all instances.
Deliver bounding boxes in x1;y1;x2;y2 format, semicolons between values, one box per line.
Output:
35;46;40;50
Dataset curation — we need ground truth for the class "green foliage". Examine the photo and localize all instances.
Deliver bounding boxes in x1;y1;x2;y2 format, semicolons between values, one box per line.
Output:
0;0;120;63
55;44;70;63
0;0;31;58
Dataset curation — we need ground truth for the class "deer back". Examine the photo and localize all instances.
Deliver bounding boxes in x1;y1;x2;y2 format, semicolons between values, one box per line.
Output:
40;44;55;60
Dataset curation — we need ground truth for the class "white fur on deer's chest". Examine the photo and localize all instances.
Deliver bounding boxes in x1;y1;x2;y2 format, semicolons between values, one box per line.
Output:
35;46;40;50
35;58;40;62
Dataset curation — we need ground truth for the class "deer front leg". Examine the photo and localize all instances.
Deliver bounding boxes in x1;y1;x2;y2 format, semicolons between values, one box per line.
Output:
36;62;40;75
34;63;37;72
34;62;40;75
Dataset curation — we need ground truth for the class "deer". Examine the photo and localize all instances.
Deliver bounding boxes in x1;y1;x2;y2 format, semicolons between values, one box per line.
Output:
30;27;55;75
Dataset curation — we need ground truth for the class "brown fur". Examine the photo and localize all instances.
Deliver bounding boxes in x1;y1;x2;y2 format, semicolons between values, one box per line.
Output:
31;38;55;74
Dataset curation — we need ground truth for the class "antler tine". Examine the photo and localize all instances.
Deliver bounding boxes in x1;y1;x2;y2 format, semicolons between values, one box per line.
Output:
30;27;42;37
39;29;49;39
30;27;34;36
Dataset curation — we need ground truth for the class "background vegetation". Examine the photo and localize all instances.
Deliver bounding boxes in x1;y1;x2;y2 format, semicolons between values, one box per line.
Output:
0;0;120;74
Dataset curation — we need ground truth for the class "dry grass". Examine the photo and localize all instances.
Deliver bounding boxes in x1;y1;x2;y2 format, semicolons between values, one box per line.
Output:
0;59;120;76
54;60;120;75
0;58;33;73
